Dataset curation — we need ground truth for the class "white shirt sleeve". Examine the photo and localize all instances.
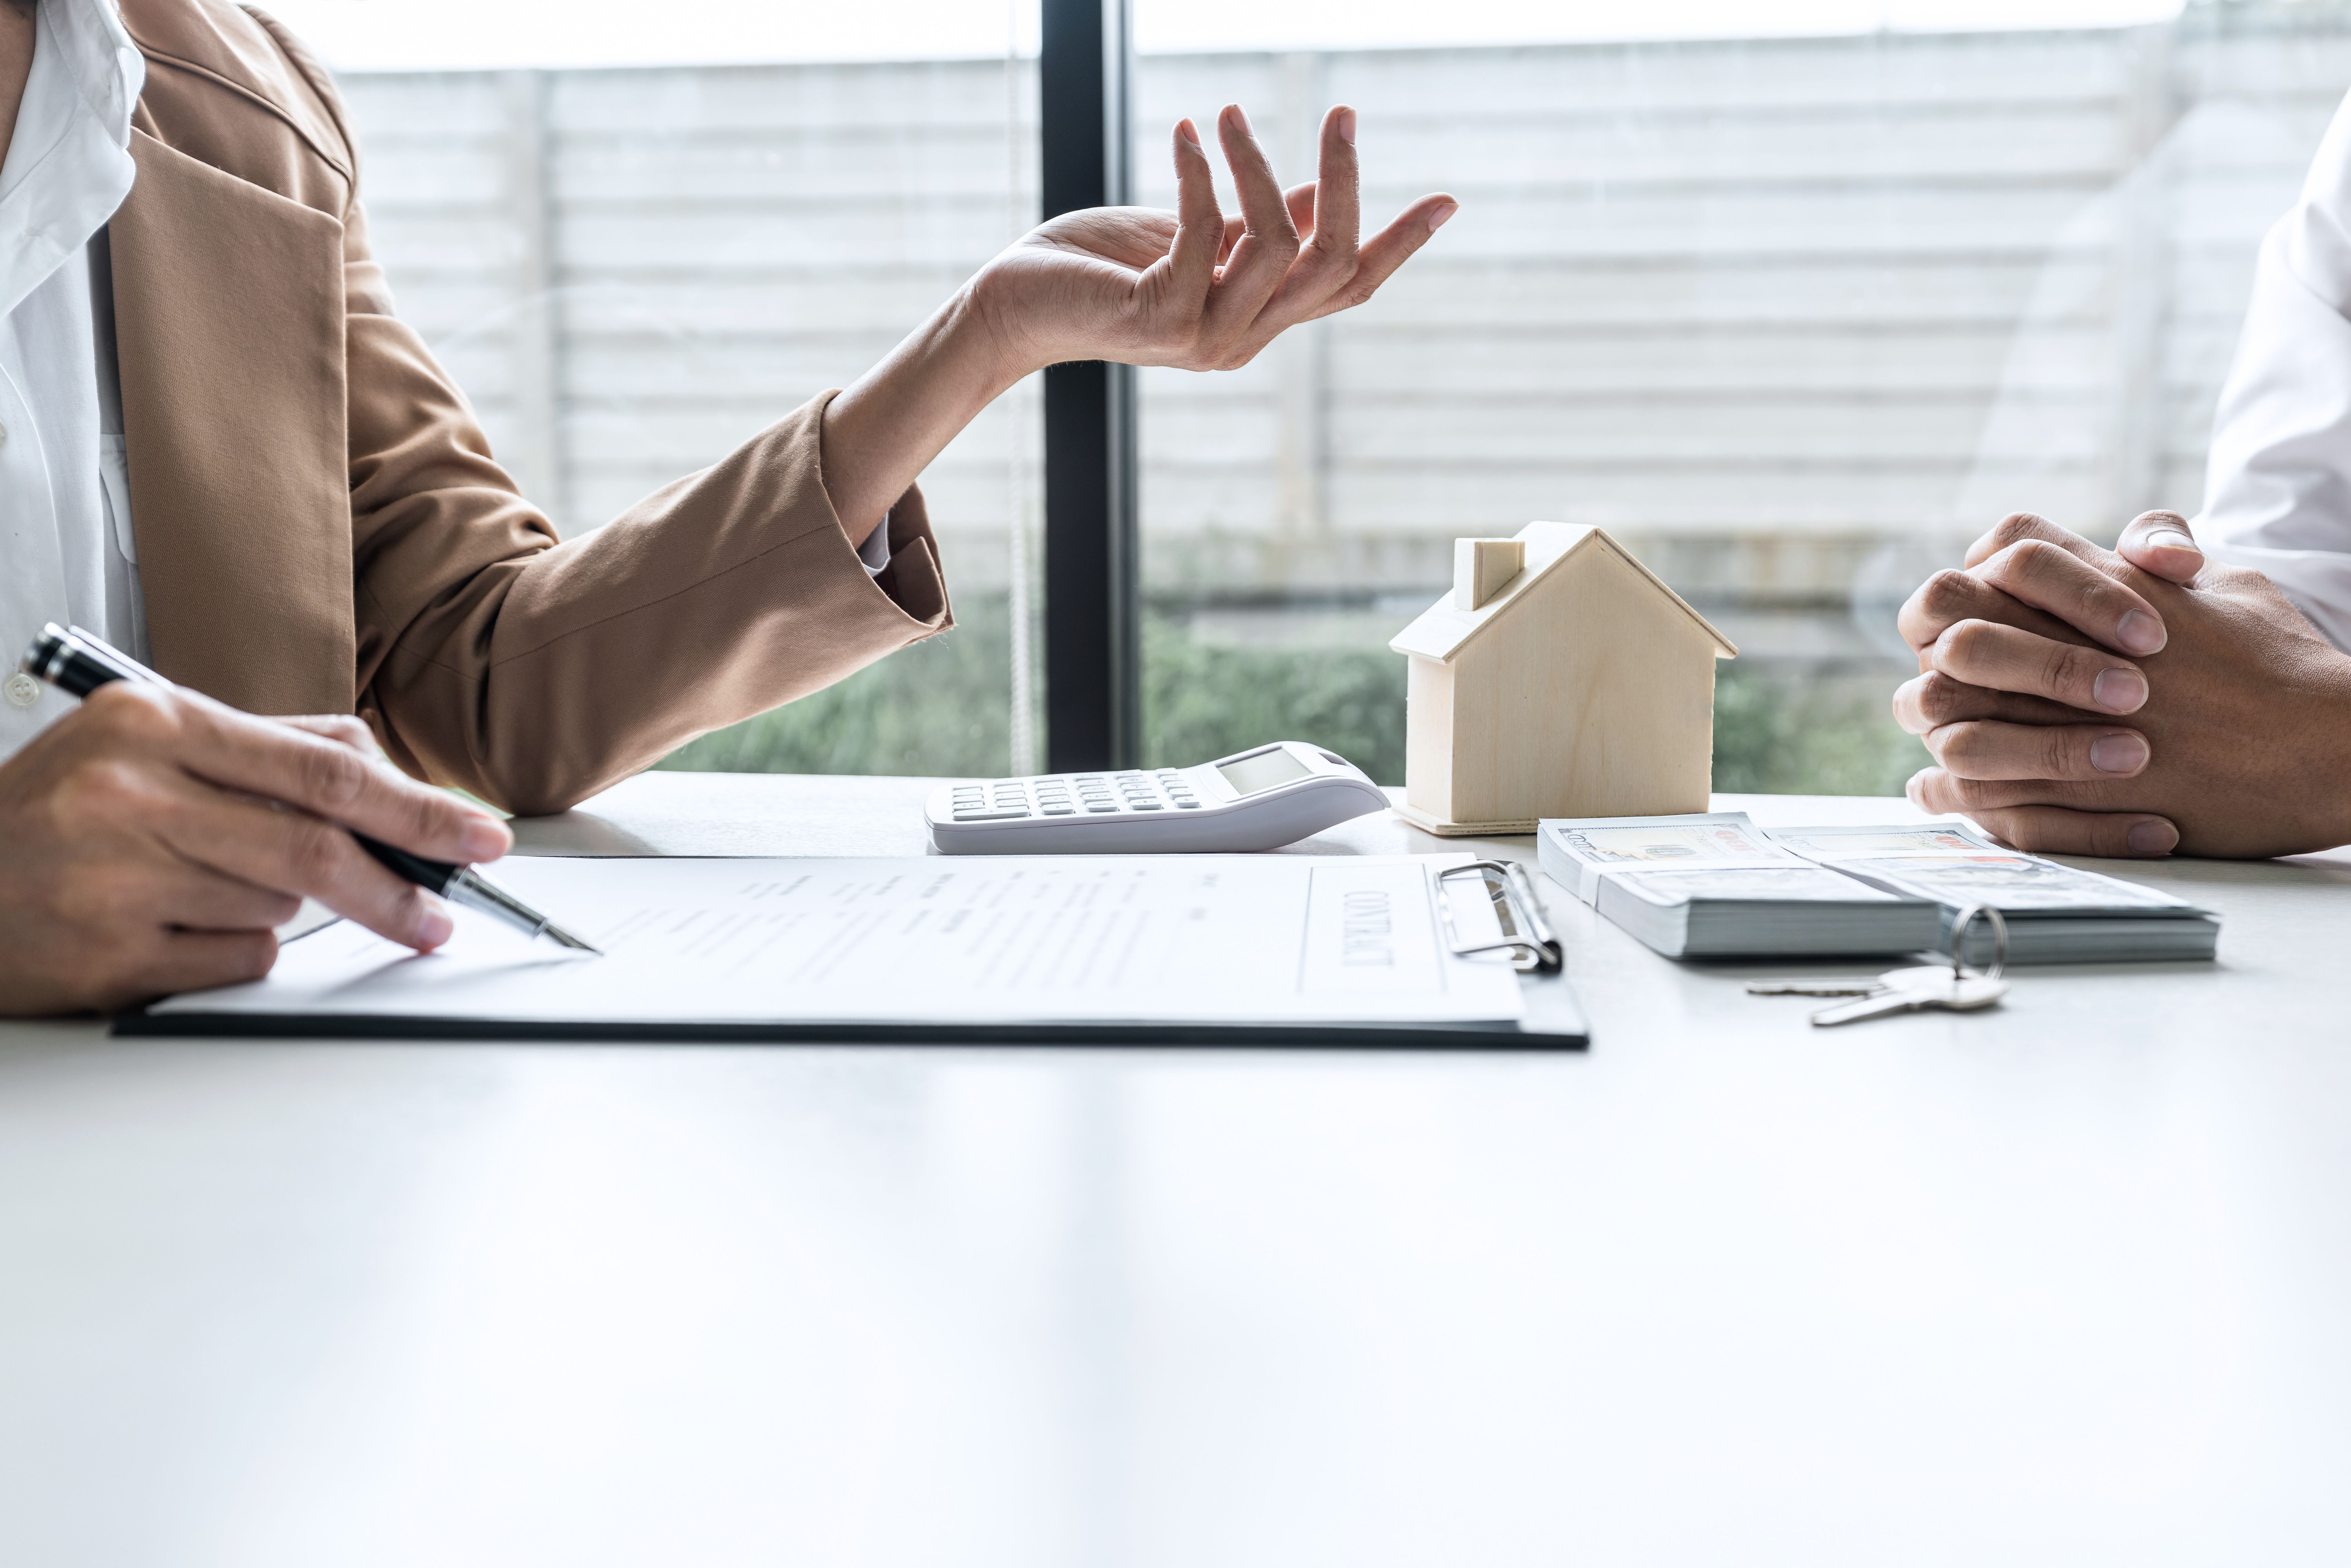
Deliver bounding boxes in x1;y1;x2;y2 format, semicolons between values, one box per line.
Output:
2197;86;2351;651
857;513;892;577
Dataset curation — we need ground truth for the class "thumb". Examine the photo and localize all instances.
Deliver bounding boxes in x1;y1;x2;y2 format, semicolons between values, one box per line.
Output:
2118;510;2205;585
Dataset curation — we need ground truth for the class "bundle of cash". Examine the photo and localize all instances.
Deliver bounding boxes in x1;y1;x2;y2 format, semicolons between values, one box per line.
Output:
1538;813;2218;963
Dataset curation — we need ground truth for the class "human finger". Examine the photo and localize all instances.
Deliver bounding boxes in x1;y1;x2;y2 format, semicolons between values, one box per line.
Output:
2117;509;2206;585
1897;565;2093;654
1205;103;1302;332
1961;511;2112;571
277;711;389;761
85;685;510;864
151;864;307;931
47;841;306;943
1891;671;2094;736
1297;108;1361;279
1302;193;1456;321
1906;770;2178;857
103;930;281;1010
153;779;456;950
1971;536;2167;655
1283;180;1317;239
1925;619;2148;715
1921;719;2150;781
1163;118;1223;304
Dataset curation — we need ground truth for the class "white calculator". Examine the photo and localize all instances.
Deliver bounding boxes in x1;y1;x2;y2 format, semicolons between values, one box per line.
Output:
925;741;1390;854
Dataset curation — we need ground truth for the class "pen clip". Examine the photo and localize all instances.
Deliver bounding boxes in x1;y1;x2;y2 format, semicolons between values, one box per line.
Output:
1435;859;1562;974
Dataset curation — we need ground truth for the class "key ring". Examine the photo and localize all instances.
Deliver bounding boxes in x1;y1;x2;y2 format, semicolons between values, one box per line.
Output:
1947;903;2008;985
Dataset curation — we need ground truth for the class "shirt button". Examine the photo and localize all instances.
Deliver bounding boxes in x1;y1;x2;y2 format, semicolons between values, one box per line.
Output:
3;673;41;709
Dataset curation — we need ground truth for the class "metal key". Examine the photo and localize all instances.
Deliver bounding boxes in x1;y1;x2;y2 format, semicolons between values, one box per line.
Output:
1807;906;2013;1027
1746;962;1971;999
1744;905;2014;1026
1809;972;2009;1026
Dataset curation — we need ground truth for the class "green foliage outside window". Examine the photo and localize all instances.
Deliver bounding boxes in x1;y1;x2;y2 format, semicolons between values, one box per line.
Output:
658;592;1928;798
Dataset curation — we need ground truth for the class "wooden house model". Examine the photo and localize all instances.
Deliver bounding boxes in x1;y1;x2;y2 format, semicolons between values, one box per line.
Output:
1387;522;1739;836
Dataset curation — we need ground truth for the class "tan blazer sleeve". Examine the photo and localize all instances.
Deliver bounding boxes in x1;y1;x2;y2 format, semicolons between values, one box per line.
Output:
334;208;951;819
163;11;954;816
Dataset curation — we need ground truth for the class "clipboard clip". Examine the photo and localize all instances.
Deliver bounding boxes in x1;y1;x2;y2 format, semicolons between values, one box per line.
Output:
1435;860;1562;974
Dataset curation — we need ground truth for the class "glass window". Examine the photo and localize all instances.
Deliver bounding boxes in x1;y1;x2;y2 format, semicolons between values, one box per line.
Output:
272;1;1043;778
1127;0;2328;791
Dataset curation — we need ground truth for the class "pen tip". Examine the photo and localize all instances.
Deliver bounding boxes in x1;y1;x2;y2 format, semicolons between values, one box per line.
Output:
541;923;604;956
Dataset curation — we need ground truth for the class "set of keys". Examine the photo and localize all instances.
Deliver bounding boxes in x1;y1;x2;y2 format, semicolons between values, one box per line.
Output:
1746;906;2011;1027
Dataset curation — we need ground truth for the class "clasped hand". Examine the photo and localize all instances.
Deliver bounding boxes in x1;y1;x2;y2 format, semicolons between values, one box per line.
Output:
1893;511;2351;858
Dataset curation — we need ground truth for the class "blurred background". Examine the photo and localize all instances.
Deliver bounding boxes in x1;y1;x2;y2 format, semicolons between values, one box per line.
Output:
264;0;2347;793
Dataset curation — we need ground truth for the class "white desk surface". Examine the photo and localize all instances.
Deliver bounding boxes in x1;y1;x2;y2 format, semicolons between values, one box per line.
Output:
2;772;2344;1566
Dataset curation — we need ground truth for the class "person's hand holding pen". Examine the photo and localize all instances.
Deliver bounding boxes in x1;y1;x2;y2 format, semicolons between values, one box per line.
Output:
0;676;513;1015
818;102;1458;549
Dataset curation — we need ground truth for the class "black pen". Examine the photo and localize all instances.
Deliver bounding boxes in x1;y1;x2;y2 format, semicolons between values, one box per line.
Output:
20;623;601;955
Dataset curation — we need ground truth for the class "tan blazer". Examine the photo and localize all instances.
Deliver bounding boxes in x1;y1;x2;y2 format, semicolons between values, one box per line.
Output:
109;0;953;814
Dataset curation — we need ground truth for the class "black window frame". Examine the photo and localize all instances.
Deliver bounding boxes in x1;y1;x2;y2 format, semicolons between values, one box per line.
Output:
1038;0;1140;772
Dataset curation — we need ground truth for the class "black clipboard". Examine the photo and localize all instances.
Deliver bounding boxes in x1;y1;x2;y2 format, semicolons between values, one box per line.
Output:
112;970;1588;1050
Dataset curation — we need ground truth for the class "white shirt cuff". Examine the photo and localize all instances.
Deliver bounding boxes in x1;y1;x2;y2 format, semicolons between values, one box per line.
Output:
857;514;892;577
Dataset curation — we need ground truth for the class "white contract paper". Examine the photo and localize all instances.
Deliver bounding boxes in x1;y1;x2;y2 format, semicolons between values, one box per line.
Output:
151;855;1526;1029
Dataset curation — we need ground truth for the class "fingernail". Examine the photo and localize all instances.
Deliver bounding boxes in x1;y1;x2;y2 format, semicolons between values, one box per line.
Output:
2089;732;2149;774
2126;820;2178;855
461;820;512;861
415;902;454;949
1337;107;1357;144
1177;117;1200;149
2147;528;2199;554
1905;773;1923;806
1428;201;1457;232
2092;667;2147;712
2115;609;2165;655
1229;104;1253;135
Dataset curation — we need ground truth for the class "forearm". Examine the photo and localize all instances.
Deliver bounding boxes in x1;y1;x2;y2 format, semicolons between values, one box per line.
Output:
821;280;1035;548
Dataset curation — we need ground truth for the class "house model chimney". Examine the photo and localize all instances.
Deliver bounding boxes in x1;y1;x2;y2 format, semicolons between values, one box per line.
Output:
1454;538;1525;610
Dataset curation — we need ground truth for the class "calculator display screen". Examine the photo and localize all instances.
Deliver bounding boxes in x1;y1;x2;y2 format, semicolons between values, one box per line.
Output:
1216;748;1312;797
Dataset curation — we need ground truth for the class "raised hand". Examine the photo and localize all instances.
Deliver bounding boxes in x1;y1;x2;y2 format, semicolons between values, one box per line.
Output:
818;103;1457;543
978;103;1458;372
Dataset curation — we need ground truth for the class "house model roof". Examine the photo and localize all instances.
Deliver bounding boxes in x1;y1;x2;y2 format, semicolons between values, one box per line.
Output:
1388;522;1739;664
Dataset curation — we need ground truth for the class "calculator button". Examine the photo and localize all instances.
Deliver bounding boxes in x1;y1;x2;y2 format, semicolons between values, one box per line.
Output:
1085;804;1119;813
953;808;1030;821
1173;798;1200;808
1041;806;1075;816
1131;801;1164;811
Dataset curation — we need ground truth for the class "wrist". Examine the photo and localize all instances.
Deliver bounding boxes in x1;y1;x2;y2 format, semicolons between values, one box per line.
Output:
964;257;1077;380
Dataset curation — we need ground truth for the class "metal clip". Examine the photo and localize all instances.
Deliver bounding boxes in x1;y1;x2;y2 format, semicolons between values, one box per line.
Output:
1435;860;1562;973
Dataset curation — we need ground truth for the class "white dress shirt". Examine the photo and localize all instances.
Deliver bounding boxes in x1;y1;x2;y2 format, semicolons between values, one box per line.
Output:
0;0;142;761
2198;86;2351;652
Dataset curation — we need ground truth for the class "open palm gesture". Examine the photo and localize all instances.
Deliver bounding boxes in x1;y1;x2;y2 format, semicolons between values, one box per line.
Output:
978;103;1458;372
